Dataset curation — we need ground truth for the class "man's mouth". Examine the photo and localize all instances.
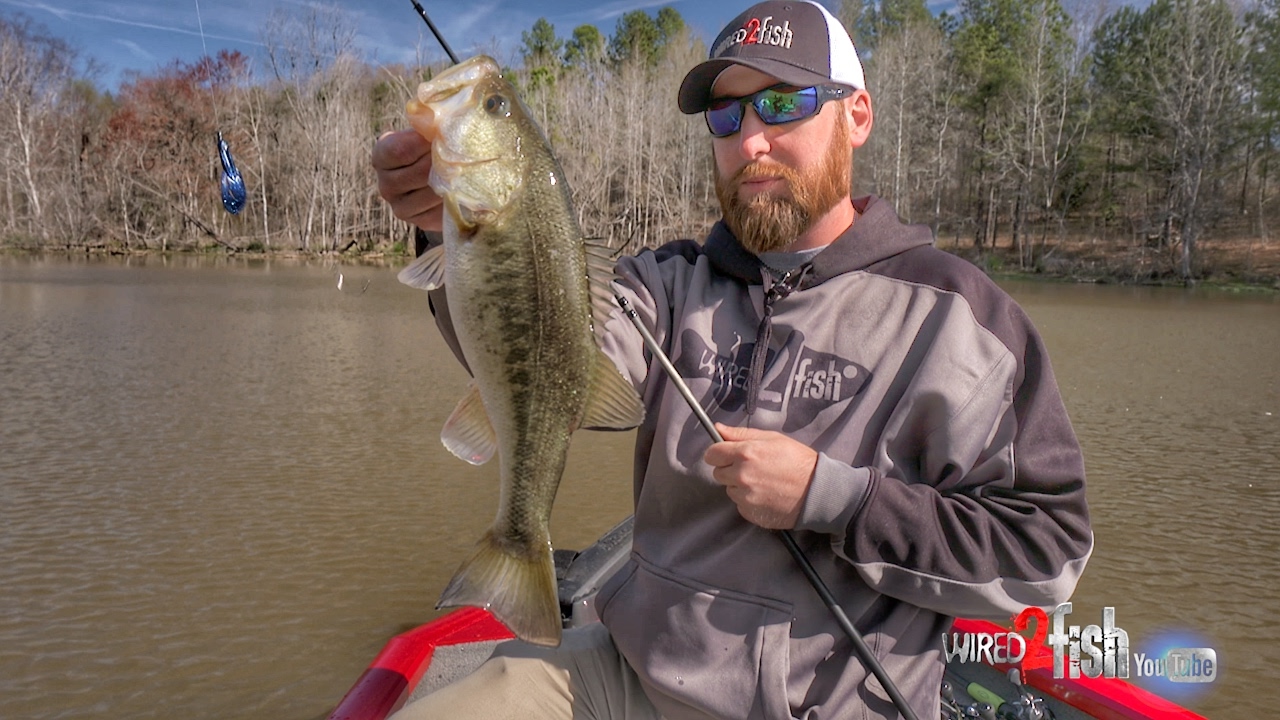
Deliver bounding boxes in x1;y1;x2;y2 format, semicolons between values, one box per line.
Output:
739;174;785;196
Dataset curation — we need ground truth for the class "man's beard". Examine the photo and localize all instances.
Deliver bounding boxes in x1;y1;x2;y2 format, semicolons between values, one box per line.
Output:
715;113;852;256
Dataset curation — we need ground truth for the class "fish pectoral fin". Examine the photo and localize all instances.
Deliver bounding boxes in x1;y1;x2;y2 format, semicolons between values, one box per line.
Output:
441;381;497;465
580;348;645;430
397;243;447;290
437;528;562;647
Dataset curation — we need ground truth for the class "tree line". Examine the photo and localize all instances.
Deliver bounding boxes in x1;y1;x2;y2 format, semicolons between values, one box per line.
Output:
0;0;1277;281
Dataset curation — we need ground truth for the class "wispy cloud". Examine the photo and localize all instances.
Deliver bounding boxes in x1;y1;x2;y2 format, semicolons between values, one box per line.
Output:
583;0;690;23
443;1;504;39
0;0;264;47
114;38;155;62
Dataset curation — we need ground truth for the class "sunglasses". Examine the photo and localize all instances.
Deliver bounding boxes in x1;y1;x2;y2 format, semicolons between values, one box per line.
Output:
704;84;852;138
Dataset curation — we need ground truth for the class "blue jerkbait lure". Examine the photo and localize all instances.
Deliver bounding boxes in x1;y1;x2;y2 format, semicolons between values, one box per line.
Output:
217;131;246;214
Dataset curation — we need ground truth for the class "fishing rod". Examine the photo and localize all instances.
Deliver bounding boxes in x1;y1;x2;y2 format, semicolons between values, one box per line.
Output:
406;3;918;719
409;0;460;65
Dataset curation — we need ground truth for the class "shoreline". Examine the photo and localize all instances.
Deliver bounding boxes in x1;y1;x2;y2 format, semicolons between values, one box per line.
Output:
941;239;1280;293
5;242;1278;293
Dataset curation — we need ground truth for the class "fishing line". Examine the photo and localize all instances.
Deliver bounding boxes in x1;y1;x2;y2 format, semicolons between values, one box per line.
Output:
194;0;209;58
407;4;918;719
195;0;246;215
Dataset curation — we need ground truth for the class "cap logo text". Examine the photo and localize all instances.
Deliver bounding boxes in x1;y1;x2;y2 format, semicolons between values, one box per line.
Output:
715;16;793;56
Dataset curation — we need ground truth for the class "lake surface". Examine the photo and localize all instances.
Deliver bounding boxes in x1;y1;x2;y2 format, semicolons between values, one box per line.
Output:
1;254;1275;719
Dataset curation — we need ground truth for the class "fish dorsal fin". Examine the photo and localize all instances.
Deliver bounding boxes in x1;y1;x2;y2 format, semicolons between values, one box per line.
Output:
441;381;497;465
398;243;447;290
584;240;619;342
580;348;645;430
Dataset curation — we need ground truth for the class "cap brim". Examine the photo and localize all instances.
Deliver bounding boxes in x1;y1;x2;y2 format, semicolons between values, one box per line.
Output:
678;57;837;114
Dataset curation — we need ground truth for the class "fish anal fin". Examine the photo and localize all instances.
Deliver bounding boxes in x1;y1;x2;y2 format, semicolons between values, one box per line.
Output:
580;349;645;430
437;528;562;647
397;243;447;291
441;382;497;465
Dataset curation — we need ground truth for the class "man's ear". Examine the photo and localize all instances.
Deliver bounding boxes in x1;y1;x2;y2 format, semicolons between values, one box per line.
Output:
845;90;873;149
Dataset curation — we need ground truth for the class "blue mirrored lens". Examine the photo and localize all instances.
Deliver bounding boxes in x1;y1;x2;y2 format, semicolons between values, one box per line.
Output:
704;86;824;137
706;98;744;137
757;86;818;123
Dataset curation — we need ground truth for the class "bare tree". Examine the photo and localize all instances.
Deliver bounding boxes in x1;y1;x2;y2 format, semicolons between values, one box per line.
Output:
0;14;79;243
1144;0;1247;279
261;2;363;251
860;18;953;225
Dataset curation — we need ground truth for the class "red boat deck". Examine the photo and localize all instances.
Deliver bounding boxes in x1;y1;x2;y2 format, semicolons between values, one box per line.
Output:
329;610;1206;720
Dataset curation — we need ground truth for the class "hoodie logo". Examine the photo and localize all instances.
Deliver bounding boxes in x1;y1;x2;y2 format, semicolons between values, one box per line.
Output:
714;16;794;56
674;329;870;431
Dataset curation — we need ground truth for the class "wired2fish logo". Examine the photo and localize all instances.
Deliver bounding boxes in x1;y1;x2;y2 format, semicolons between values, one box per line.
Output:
714;15;794;55
942;603;1218;683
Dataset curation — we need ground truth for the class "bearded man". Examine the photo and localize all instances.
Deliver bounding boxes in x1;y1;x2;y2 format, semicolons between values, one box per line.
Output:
372;2;1092;718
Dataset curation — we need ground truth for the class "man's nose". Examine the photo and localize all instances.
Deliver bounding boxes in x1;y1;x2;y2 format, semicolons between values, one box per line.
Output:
734;105;772;160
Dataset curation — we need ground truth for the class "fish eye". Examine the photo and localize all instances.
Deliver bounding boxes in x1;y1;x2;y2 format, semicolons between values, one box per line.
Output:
484;94;510;117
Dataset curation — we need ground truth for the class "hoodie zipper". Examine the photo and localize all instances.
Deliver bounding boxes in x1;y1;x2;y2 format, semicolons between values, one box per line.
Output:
745;265;808;415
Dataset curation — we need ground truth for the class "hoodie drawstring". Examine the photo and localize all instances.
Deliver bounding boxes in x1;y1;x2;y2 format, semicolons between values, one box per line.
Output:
745;265;808;415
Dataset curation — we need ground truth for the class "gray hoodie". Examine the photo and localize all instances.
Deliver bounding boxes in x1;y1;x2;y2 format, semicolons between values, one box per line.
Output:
591;196;1092;720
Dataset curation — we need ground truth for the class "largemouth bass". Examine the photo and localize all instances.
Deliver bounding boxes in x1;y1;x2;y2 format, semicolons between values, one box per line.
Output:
397;55;644;647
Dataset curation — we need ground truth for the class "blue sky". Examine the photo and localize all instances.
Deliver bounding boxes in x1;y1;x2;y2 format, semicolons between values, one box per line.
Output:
0;0;869;91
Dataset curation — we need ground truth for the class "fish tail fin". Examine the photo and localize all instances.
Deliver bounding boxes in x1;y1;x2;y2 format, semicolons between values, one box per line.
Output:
437;529;562;647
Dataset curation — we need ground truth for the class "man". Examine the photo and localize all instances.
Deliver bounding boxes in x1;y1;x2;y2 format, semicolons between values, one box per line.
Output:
372;2;1092;718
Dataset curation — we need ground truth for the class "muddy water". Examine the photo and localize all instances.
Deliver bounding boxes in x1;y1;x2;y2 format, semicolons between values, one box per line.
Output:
0;255;1275;719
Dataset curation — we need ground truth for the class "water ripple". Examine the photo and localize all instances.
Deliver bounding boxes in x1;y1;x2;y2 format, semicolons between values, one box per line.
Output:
0;262;1271;720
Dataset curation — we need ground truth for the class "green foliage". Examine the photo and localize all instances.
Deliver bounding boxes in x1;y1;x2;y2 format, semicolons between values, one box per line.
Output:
1085;0;1248;277
879;0;933;33
1090;6;1157;137
521;18;563;69
527;65;556;93
565;25;605;67
835;0;876;50
609;8;685;66
609;10;661;65
1091;0;1246;165
855;0;935;48
953;0;1068;108
656;7;685;43
1247;0;1280;118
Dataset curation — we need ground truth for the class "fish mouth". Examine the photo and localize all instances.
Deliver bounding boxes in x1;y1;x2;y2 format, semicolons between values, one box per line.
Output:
416;56;500;106
409;55;520;223
408;57;500;141
419;83;464;107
